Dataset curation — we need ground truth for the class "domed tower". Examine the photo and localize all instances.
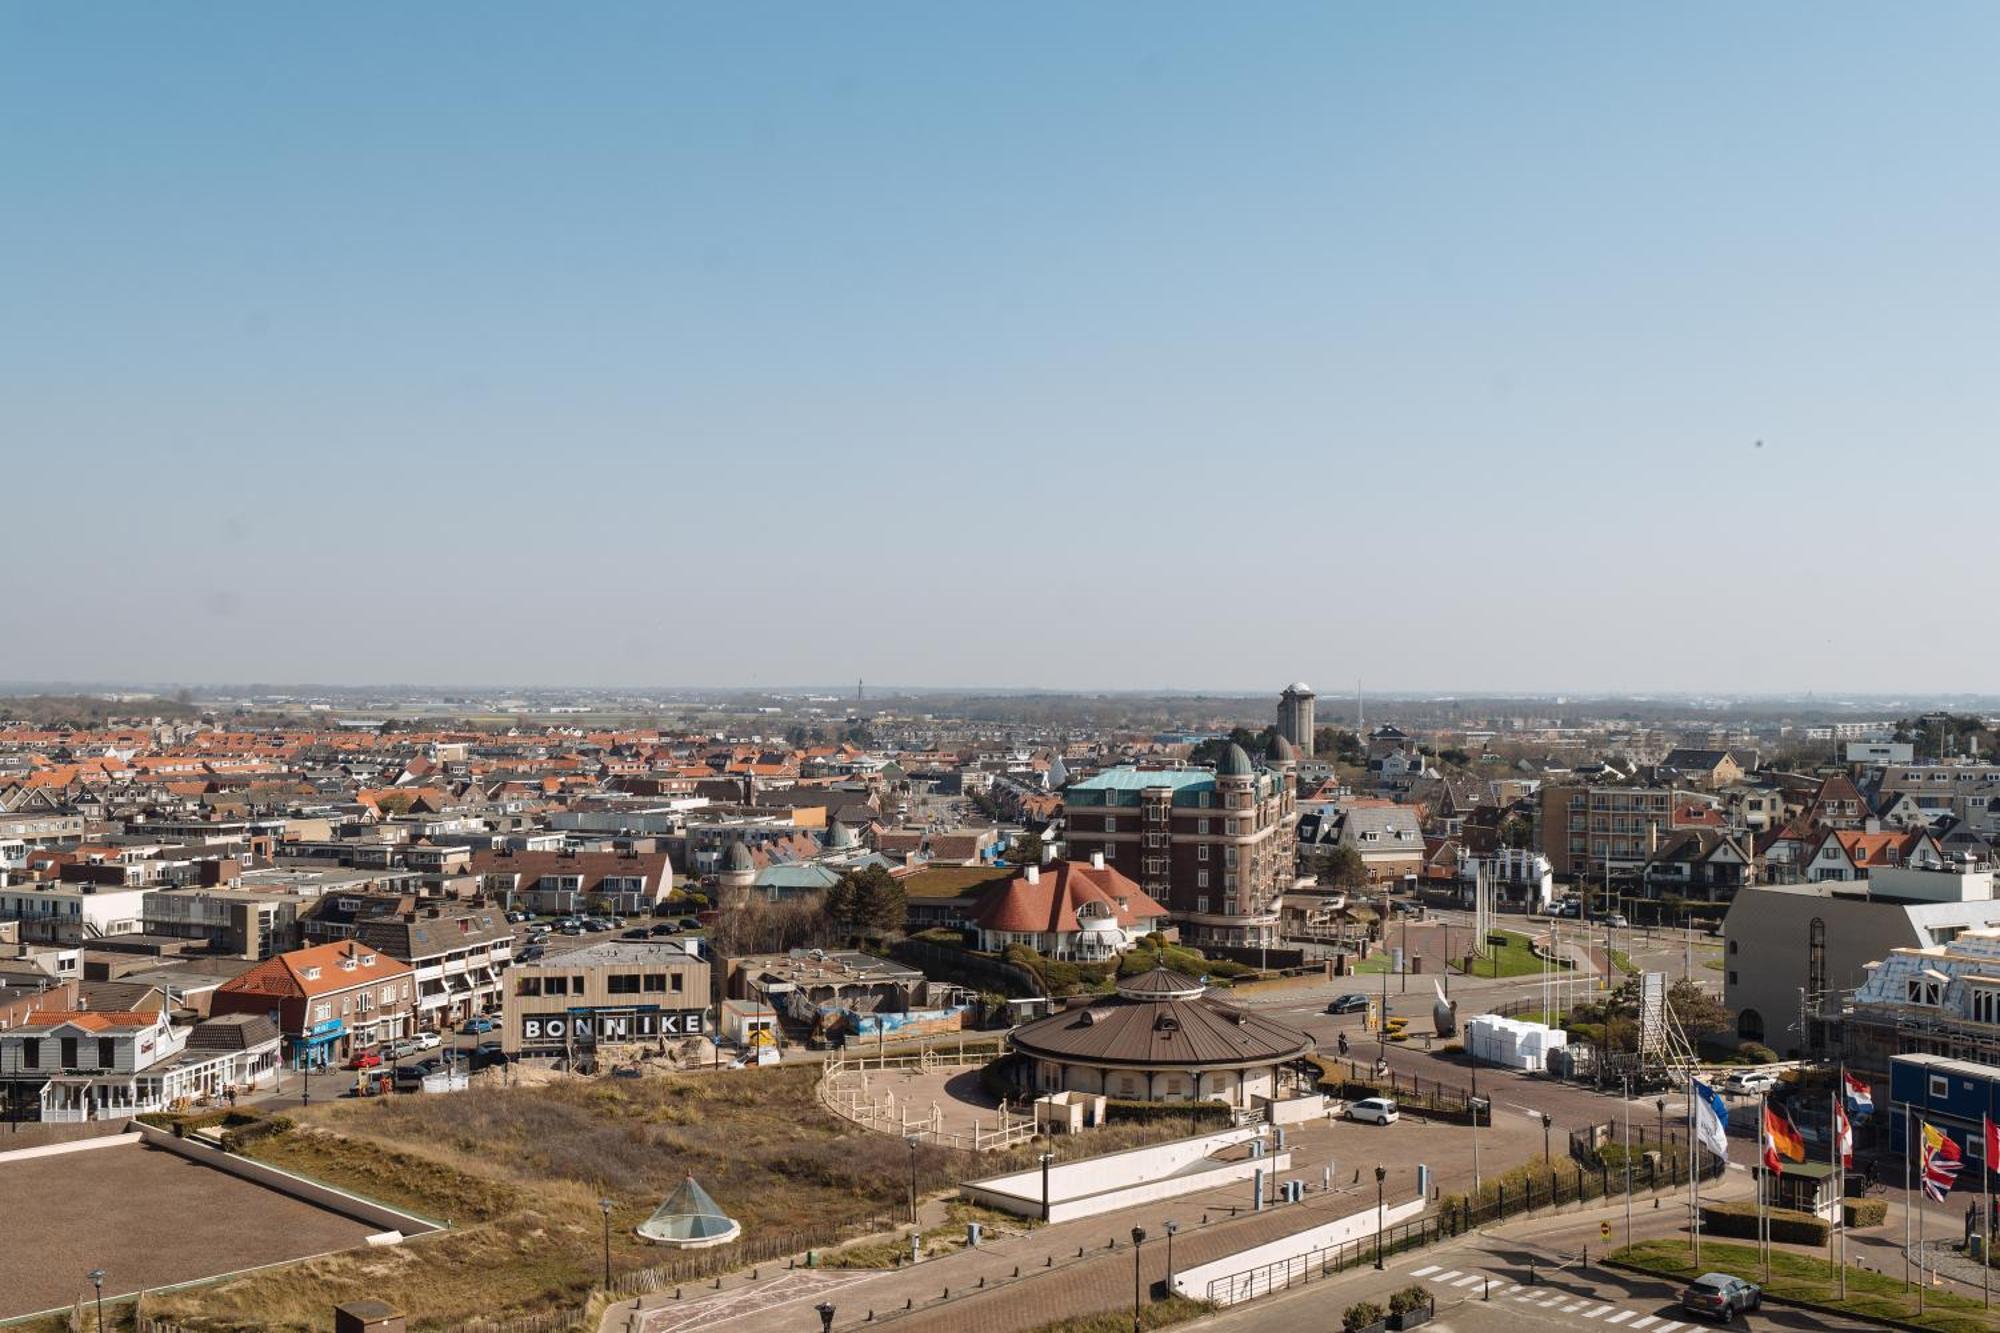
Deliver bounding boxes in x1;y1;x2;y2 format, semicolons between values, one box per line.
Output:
1277;682;1316;758
719;838;757;892
1266;732;1299;785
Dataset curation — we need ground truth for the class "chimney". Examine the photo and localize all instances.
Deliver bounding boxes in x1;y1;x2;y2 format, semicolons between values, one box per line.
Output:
1025;865;1040;885
1090;851;1106;872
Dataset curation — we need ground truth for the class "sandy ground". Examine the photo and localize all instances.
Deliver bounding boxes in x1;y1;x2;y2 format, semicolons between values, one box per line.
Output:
0;1141;377;1318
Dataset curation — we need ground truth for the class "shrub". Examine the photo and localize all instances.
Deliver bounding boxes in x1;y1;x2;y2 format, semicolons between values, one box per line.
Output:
1388;1284;1432;1315
1699;1200;1828;1245
1343;1300;1387;1331
1736;1041;1779;1064
1437;1042;1463;1055
1102;1097;1233;1126
1843;1196;1888;1227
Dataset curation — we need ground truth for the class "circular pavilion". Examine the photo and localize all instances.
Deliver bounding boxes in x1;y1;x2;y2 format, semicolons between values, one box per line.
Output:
636;1174;742;1248
1003;967;1316;1107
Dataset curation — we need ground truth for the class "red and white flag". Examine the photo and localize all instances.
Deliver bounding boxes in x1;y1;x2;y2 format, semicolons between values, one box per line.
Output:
1834;1099;1854;1168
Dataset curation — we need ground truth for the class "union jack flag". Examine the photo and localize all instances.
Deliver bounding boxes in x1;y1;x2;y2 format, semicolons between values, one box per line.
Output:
1922;1121;1962;1203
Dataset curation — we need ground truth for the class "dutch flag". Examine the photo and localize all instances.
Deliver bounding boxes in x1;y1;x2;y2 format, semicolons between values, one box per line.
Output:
1843;1071;1874;1120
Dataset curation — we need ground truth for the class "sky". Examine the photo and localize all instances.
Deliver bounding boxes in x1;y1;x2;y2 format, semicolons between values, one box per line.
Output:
6;5;1999;695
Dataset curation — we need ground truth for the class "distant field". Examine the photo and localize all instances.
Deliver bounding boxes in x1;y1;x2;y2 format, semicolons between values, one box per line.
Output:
902;865;1014;897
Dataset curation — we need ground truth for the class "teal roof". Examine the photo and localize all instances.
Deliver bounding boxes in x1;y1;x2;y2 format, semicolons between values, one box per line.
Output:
1069;768;1215;793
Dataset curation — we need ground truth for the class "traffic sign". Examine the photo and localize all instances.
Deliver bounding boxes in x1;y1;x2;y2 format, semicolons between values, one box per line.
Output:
1599;1221;1612;1241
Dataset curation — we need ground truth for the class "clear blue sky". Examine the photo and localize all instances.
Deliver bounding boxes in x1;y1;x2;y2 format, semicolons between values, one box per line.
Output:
6;5;1998;694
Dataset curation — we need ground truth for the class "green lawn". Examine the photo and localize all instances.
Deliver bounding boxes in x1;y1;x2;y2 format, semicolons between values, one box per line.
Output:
901;865;1015;897
1609;948;1639;976
1460;929;1570;979
1613;1238;2000;1330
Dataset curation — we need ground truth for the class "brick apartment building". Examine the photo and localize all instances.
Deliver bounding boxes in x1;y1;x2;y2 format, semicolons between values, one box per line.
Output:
210;939;416;1070
1062;741;1297;949
1538;783;1714;881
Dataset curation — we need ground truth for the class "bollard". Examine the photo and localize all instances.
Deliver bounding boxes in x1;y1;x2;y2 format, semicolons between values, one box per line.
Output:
1483;1278;1489;1301
1013;1266;1020;1278
943;1287;949;1299
675;1287;682;1300
1529;1261;1537;1286
1046;1255;1053;1267
1582;1245;1588;1270
752;1268;759;1280
714;1278;722;1290
906;1299;913;1310
978;1277;985;1288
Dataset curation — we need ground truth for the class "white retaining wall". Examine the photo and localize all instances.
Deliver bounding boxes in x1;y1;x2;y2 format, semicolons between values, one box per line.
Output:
1171;1195;1427;1304
961;1127;1284;1222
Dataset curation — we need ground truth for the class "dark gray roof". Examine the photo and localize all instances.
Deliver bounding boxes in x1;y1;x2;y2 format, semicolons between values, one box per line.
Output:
186;1013;280;1052
723;840;755;872
1216;743;1255;778
1010;981;1313;1069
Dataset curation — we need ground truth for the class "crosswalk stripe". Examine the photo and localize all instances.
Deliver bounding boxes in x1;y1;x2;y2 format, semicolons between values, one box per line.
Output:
1562;1301;1590;1312
1629;1318;1658;1330
1582;1306;1613;1319
1605;1312;1636;1325
1513;1288;1537;1300
1653;1323;1683;1333
1454;1275;1486;1288
1429;1270;1460;1283
1411;1265;1441;1278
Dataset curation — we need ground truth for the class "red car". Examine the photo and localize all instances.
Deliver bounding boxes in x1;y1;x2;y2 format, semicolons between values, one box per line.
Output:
348;1048;384;1070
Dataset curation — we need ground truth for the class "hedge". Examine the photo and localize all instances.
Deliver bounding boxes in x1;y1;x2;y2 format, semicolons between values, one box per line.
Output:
1103;1097;1234;1126
1842;1197;1887;1227
1700;1200;1829;1245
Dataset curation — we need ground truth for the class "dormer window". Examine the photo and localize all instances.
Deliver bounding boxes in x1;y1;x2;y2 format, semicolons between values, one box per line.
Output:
360;954;376;967
302;966;321;981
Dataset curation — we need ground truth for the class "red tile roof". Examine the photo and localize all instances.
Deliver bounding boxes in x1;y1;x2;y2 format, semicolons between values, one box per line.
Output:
973;860;1169;935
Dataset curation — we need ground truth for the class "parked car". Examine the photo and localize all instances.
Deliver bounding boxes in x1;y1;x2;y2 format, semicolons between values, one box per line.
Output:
679;918;701;931
1325;993;1370;1015
409;1031;442;1052
348;1048;384;1070
472;1041;510;1069
1349;1097;1400;1125
1604;913;1630;928
460;1016;494;1035
394;1058;443;1091
1680;1272;1761;1321
1722;1070;1778;1095
623;928;650;940
558;924;584;935
650;922;678;936
1553;900;1582;918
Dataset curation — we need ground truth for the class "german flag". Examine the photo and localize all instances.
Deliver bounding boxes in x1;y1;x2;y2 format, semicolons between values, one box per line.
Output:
1763;1103;1805;1165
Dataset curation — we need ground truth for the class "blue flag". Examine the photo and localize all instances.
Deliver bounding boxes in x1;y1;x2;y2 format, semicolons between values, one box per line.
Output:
1692;1077;1730;1161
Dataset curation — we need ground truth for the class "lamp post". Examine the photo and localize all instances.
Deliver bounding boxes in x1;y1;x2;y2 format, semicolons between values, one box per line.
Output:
1541;1112;1554;1201
1130;1226;1146;1333
906;1136;920;1225
1164;1219;1179;1292
1656;1098;1667;1152
599;1198;614;1288
1622;1075;1633;1248
817;1301;836;1333
1374;1165;1388;1268
87;1269;104;1333
1040;1150;1054;1223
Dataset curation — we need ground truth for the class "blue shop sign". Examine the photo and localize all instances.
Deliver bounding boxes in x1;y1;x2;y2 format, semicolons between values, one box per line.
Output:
304;1017;346;1039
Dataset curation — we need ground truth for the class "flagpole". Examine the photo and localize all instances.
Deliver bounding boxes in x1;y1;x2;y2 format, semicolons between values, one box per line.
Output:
1906;1101;1915;1291
1760;1090;1771;1282
1689;1073;1701;1268
1831;1076;1843;1300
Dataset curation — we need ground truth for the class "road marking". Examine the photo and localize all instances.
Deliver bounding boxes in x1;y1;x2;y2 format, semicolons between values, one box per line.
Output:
1411;1265;1441;1278
1653;1323;1684;1332
1561;1299;1590;1311
1582;1305;1613;1319
1428;1270;1460;1283
1537;1293;1566;1306
1629;1318;1658;1330
1604;1312;1635;1325
1454;1275;1486;1289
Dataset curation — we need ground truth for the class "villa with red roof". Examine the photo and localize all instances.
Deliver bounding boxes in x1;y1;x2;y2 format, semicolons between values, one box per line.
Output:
970;856;1171;960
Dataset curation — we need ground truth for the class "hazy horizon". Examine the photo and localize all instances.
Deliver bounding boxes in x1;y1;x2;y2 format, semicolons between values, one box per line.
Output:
10;4;2000;693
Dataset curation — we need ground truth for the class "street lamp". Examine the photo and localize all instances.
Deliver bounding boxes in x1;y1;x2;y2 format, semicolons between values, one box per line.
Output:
87;1269;105;1332
596;1192;612;1288
1656;1098;1667;1152
1164;1220;1179;1292
1040;1150;1054;1223
1374;1165;1388;1268
817;1301;836;1333
1130;1226;1147;1333
906;1136;920;1224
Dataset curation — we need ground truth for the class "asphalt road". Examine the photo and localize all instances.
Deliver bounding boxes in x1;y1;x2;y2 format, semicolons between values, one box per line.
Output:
1187;1231;1884;1333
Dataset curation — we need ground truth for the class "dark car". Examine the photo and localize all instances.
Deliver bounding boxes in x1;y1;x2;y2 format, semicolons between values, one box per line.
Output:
471;1041;510;1069
623;928;650;940
650;922;678;936
393;1058;443;1091
1680;1272;1760;1322
1325;993;1370;1014
679;917;701;931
